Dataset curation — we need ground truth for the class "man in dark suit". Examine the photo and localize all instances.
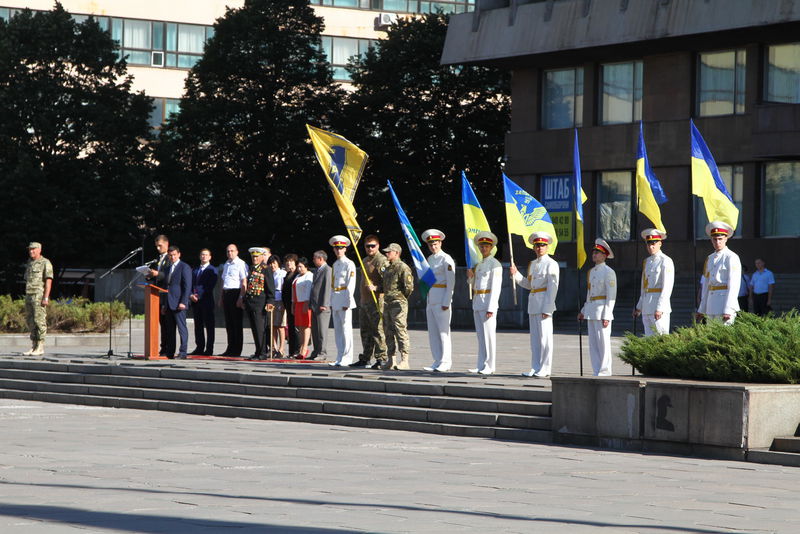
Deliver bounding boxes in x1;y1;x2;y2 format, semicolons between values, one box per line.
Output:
190;248;218;356
146;234;170;356
309;250;331;361
163;245;193;359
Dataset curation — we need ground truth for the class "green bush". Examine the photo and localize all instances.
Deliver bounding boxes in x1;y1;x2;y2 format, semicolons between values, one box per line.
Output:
620;311;800;383
0;296;128;333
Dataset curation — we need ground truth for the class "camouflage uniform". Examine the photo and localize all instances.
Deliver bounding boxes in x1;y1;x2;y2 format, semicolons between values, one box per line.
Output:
381;258;414;369
358;251;388;364
24;255;54;343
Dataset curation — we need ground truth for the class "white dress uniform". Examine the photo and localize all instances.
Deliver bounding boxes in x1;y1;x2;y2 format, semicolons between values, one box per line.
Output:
426;249;456;371
329;237;358;366
469;232;503;375
513;254;559;377
697;221;741;325
581;240;616;376
636;251;675;336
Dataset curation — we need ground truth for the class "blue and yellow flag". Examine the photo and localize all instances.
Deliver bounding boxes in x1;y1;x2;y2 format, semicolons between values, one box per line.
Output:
387;180;437;298
306;124;367;243
636;121;668;232
462;172;494;268
573;129;588;268
503;174;558;254
690;120;739;230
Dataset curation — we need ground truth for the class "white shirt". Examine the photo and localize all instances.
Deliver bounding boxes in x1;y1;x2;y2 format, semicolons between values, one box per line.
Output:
273;268;287;300
293;272;314;303
636;251;674;314
221;257;248;290
427;250;456;307
330;256;357;309
581;263;617;321
513;255;559;315
698;247;741;316
470;256;502;313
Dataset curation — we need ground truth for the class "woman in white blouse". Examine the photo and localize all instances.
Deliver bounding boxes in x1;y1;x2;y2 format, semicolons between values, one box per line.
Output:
291;257;314;359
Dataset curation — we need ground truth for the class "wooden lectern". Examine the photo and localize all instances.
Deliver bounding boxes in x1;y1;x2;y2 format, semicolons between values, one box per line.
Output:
141;284;168;360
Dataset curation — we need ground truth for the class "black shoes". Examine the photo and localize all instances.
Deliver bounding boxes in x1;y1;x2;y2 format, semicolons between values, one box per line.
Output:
349;360;369;367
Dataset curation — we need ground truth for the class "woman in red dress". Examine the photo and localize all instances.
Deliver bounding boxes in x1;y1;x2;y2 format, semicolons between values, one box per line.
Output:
292;257;314;359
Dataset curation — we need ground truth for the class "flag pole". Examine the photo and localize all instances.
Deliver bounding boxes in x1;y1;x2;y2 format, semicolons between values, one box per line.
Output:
507;230;517;306
632;220;639;377
346;228;381;321
577;266;583;377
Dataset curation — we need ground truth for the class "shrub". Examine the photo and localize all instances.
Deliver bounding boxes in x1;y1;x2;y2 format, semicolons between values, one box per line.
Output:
620;311;800;383
0;296;128;333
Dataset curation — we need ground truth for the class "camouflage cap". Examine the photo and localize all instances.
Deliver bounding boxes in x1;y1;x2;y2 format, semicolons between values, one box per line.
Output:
27;242;42;249
382;243;402;253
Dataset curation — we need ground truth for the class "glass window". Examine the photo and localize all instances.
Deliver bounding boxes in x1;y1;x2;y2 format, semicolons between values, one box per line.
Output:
542;67;584;130
694;165;743;238
149;98;164;129
152;21;164;50
165;98;181;120
125;50;151;65
166;53;177;68
598;171;632;241
205;26;215;41
177;54;199;69
178;24;205;54
763;162;800;237
600;60;642;125
766;43;800;103
322;36;372;81
0;8;9;21
111;18;123;43
698;49;745;116
166;23;177;52
124;20;151;49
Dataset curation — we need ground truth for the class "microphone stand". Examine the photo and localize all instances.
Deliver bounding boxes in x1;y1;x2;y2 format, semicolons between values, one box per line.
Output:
100;247;142;358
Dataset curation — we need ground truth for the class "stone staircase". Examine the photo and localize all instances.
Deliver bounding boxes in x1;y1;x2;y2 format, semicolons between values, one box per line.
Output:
748;425;800;467
0;358;553;443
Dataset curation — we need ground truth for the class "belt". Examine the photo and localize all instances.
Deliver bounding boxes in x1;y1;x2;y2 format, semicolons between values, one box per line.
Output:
646;288;662;293
709;285;728;291
432;283;447;288
333;286;348;291
475;289;490;294
223;288;241;292
590;295;607;301
530;288;546;294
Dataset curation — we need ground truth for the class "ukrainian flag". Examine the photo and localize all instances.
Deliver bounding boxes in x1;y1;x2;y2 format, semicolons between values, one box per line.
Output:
636;121;668;232
503;174;558;254
690;120;739;230
462;171;494;268
306;124;367;243
573;129;588;268
387;180;437;297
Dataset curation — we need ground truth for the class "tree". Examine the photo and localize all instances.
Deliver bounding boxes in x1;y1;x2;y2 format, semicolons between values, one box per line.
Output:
154;0;345;255
0;3;154;293
345;12;511;263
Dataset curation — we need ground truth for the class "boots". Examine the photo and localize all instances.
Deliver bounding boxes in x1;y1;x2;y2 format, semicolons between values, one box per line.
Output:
22;340;37;356
381;356;395;370
31;341;44;356
395;353;410;370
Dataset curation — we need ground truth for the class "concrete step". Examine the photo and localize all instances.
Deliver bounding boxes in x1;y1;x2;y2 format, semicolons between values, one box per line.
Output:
771;437;800;454
0;368;551;417
0;388;553;443
748;449;800;468
0;377;552;430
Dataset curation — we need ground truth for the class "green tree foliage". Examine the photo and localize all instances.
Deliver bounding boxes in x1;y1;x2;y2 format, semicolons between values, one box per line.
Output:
345;13;510;261
154;0;345;254
620;312;800;383
0;4;154;293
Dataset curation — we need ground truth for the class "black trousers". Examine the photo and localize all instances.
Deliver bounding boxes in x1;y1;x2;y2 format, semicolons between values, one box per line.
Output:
222;289;243;356
753;293;770;316
737;296;749;313
192;302;215;354
245;294;270;358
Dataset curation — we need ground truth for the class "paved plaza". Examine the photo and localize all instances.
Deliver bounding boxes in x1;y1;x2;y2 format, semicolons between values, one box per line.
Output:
1;398;798;533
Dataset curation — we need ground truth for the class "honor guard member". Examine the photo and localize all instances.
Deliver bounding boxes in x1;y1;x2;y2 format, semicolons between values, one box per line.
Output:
329;235;357;366
23;242;53;356
633;229;674;336
244;247;275;360
351;235;388;368
467;231;502;375
697;221;741;325
578;239;617;376
380;243;414;370
421;229;456;372
510;231;559;378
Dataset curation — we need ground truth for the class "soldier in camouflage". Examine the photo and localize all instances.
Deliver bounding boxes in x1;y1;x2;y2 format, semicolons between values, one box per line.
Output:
23;242;53;356
351;235;388;368
380;243;414;370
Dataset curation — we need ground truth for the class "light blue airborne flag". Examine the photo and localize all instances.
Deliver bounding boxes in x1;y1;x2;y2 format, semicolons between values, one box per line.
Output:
387;180;437;298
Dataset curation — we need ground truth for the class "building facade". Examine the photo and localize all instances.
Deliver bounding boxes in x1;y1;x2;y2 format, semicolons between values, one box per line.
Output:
442;0;800;283
1;0;473;126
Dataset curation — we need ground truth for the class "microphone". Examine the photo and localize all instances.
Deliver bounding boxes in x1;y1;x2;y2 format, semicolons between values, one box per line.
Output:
130;246;143;254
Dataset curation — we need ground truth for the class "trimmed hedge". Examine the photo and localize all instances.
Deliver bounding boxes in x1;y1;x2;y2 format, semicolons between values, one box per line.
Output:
620;311;800;384
0;295;128;333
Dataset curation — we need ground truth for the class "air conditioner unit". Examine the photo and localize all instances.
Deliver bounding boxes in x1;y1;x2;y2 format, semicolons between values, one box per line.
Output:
151;51;164;68
376;12;398;29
